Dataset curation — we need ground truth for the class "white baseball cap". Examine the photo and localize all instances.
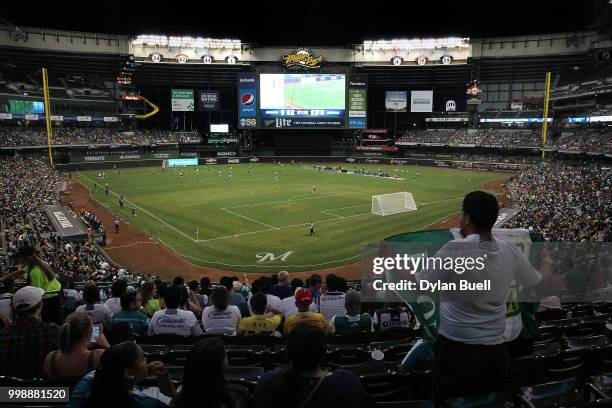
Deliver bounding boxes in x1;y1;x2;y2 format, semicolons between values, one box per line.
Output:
12;286;45;312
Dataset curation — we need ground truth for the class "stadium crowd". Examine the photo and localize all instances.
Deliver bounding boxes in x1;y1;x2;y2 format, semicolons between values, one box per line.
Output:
505;161;612;242
398;128;612;153
0;126;185;146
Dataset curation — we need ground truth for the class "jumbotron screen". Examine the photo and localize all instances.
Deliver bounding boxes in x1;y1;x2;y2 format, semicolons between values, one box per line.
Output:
259;74;345;127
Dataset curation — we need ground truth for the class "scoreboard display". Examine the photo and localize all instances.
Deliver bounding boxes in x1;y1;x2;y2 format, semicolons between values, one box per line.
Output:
238;73;366;129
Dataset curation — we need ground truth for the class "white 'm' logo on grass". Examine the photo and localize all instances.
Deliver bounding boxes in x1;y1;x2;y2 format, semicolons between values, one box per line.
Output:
256;251;294;263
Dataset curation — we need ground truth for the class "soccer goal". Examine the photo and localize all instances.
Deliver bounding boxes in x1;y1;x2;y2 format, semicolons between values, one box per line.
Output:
371;192;418;216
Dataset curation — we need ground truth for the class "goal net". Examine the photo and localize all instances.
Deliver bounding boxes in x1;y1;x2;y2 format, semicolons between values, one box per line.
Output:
371;192;418;216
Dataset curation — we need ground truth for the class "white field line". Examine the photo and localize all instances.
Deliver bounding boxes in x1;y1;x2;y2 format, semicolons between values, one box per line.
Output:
78;172;198;242
221;208;279;230
224;192;347;209
106;241;158;250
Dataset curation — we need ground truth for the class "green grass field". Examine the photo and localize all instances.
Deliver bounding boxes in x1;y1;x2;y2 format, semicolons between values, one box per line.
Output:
77;163;509;272
284;79;345;109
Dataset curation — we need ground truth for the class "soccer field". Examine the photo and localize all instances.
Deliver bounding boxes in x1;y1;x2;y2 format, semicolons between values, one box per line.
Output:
77;163;509;272
283;80;345;109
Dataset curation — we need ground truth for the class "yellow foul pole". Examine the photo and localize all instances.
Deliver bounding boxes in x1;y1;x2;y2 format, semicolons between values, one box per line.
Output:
541;71;552;161
42;68;54;166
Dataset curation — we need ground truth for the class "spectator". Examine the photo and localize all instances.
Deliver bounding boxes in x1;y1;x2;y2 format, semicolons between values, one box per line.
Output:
329;290;373;336
106;321;135;346
220;276;246;315
69;341;175;408
111;290;149;337
0;277;15;323
239;293;281;336
171;338;248;408
270;271;293;299
76;284;113;325
247;277;282;318
421;191;542;401
140;282;160;317
16;245;62;324
105;279;128;316
202;287;241;336
0;286;59;379
372;304;414;333
43;312;109;379
311;274;346;321
200;277;212;298
283;289;327;335
254;324;369;408
188;280;207;308
308;274;323;300
280;278;304;319
148;286;202;337
60;276;83;312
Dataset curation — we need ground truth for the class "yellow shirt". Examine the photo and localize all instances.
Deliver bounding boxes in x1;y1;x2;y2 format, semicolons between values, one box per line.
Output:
284;312;328;335
29;265;61;299
239;314;281;335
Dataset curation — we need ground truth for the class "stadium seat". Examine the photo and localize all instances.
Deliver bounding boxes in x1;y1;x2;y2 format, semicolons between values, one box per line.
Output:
407;368;433;400
377;401;434;408
140;344;169;362
327;333;374;346
444;390;514;408
536;309;567;323
533;325;561;345
344;361;398;377
359;371;407;402
375;328;415;341
225;366;265;382
534;349;587;382
588;373;612;399
266;348;290;369
587;345;612;374
226;348;266;367
381;343;413;363
519;378;588;407
325;347;371;368
161;350;190;366
566;304;595;319
567;335;610;350
564;322;603;338
533;341;563;356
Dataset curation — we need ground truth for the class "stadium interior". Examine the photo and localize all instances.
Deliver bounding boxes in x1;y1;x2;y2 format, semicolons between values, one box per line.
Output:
0;3;612;407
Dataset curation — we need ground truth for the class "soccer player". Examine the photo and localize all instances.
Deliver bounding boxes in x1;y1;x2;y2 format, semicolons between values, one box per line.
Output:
218;169;222;177
228;173;232;182
118;195;125;209
114;217;120;234
131;205;136;217
105;183;109;196
179;170;184;177
309;221;315;236
312;185;316;194
274;171;279;182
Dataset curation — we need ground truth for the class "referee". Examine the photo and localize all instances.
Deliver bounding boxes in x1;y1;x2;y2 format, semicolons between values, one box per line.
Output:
309;221;315;236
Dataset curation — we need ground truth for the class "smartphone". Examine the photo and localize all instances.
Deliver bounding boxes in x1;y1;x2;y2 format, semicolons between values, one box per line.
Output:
90;324;100;343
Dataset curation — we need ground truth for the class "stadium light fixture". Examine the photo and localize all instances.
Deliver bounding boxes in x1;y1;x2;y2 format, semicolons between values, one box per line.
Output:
362;37;470;51
132;35;241;50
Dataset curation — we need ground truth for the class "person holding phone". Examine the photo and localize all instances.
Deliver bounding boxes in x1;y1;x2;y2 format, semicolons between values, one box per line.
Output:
43;312;110;380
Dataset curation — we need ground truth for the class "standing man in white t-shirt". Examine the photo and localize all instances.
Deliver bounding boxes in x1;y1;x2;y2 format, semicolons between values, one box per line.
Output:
148;286;203;337
419;191;542;402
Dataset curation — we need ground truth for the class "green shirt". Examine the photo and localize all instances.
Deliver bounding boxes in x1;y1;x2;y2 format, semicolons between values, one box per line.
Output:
29;266;61;299
112;310;150;337
330;314;373;336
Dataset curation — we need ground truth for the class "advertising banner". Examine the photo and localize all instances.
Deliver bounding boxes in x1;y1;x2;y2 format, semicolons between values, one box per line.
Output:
171;89;195;112
237;73;258;128
44;205;88;241
385;91;407;112
199;91;221;111
410;90;433;112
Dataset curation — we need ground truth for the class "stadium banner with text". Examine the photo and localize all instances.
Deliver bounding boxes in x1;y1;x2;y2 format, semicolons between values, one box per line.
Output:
171;89;195;112
167;158;198;167
237;73;258;128
44;205;88;241
385;91;407;112
348;74;368;128
411;90;433;112
198;91;221;111
71;150;179;163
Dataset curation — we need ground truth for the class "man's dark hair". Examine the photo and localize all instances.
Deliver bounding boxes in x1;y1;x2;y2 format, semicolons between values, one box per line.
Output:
258;277;271;294
250;293;267;315
200;277;211;295
173;276;185;286
211;286;229;311
105;321;134;345
309;274;322;288
120;290;137;310
188;280;199;292
111;279;128;298
290;278;304;292
325;274;340;292
164;286;181;309
219;276;233;291
338;277;348;293
83;284;100;304
462;191;499;231
287;324;326;371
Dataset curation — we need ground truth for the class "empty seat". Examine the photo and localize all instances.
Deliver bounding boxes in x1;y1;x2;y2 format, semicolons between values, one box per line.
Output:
382;344;413;363
533;341;563;356
564;322;603;338
533;325;561;345
567;335;609;350
360;372;406;402
503;355;535;391
535;350;587;382
141;344;168;362
328;333;373;346
227;349;265;367
536;309;567;323
444;390;514;408
588;373;612;399
326;347;371;368
587;345;612;374
520;378;587;407
225;366;265;382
